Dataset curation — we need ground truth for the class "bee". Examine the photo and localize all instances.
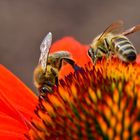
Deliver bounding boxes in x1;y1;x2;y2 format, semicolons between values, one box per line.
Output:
34;32;79;96
88;20;140;64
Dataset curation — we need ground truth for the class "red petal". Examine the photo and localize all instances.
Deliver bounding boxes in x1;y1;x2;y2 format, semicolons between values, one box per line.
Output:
136;54;140;65
0;65;38;120
50;37;91;78
0;112;27;140
0;131;27;140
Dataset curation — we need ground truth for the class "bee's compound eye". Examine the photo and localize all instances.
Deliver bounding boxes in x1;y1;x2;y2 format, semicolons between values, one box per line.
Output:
39;86;49;93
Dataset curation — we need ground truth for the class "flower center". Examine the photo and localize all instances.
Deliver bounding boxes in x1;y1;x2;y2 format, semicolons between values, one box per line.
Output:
28;58;140;140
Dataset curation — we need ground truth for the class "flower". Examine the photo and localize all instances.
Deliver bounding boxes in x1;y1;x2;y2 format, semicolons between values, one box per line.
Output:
0;37;90;140
1;37;140;140
28;57;140;140
0;64;38;140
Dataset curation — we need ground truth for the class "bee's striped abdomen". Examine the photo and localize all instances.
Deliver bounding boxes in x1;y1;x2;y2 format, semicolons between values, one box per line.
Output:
112;36;137;62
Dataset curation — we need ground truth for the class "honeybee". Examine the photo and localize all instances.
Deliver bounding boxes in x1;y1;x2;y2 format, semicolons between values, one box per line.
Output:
34;32;79;96
88;20;140;64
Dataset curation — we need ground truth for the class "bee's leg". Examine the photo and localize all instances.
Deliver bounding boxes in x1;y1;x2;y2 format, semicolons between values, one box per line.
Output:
88;48;94;59
50;67;57;76
94;44;111;64
59;57;81;71
88;48;100;64
103;39;111;58
55;77;58;86
92;48;100;65
50;68;58;86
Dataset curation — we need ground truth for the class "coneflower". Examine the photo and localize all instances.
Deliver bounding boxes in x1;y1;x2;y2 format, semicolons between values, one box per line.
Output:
28;57;140;140
0;37;140;140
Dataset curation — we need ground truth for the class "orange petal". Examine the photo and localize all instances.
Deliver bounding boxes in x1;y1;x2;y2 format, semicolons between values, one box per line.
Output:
0;65;38;119
0;112;27;140
50;37;91;78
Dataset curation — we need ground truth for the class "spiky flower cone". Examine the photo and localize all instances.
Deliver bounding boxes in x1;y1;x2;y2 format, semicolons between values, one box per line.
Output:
27;57;140;140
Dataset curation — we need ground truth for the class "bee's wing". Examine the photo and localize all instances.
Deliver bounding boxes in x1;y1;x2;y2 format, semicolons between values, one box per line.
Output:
98;20;124;40
39;32;52;72
122;24;140;36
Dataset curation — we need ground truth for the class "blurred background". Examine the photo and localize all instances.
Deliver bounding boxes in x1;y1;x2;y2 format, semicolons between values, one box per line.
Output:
0;0;140;92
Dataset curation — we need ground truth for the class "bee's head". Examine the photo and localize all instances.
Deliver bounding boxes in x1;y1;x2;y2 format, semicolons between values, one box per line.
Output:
39;86;49;95
88;47;103;64
39;85;53;96
39;80;57;97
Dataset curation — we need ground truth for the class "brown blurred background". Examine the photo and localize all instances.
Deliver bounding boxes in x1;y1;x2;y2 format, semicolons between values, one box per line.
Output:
0;0;140;92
